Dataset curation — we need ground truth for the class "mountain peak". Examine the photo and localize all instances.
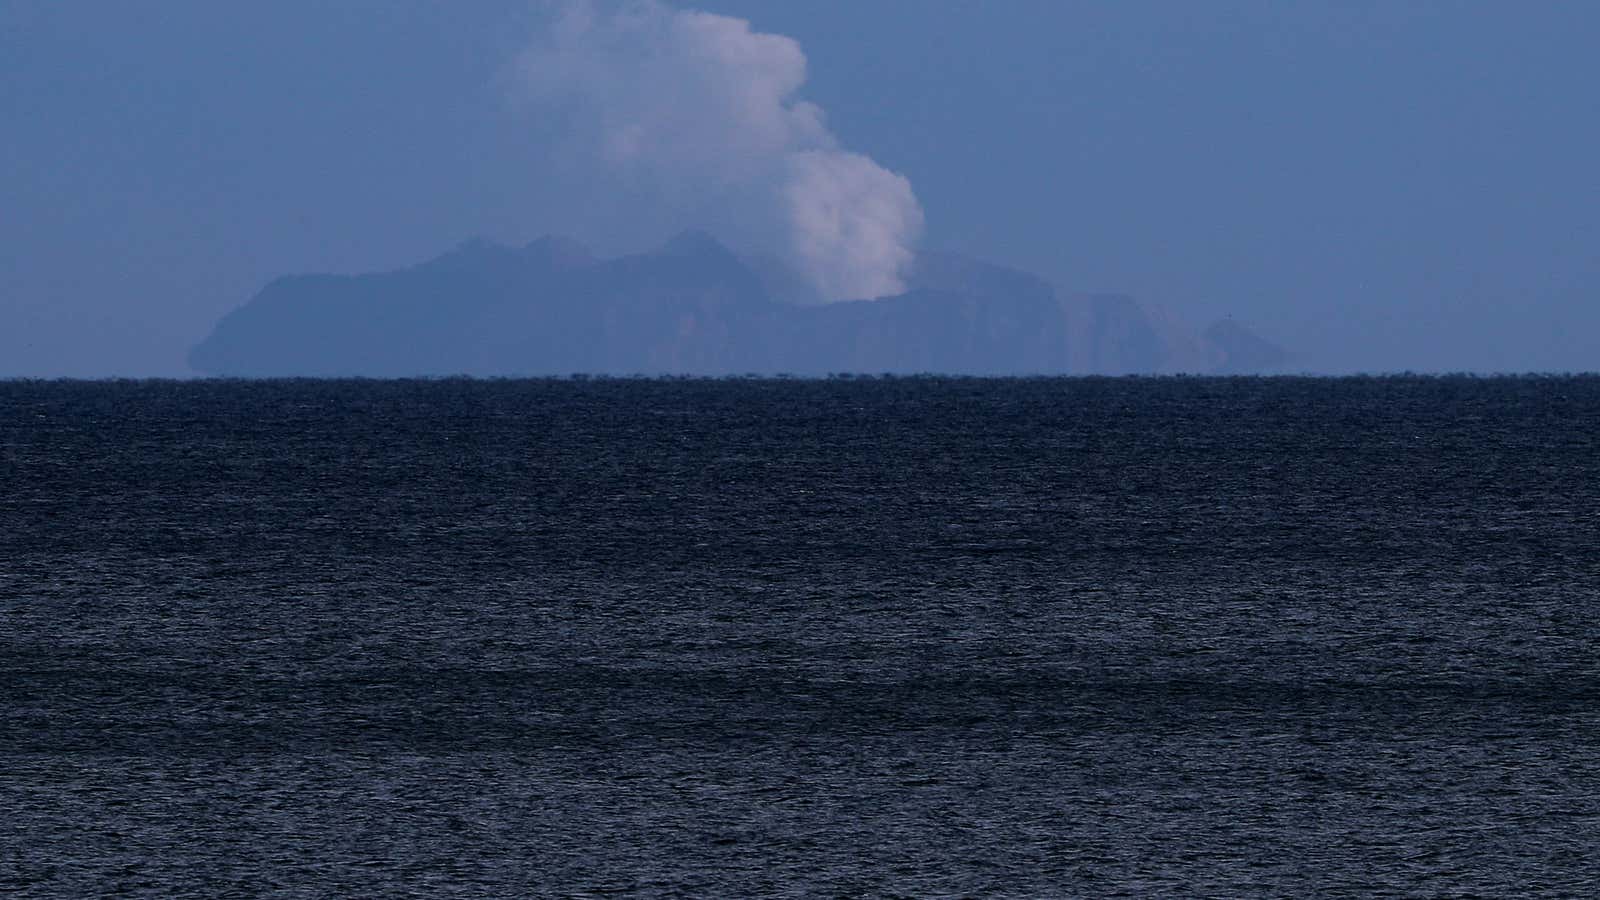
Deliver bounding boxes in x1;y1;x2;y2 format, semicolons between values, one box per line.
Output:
417;237;521;273
659;229;735;259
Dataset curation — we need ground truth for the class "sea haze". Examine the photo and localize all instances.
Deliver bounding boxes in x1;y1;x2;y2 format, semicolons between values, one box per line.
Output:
3;376;1598;895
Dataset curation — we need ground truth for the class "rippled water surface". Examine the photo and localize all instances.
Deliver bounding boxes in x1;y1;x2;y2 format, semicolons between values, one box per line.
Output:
3;376;1599;895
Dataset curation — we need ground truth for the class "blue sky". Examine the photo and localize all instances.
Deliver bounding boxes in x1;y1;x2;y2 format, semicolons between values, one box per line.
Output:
3;1;1596;374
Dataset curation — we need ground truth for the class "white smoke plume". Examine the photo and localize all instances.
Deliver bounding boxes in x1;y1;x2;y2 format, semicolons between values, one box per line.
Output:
516;0;923;301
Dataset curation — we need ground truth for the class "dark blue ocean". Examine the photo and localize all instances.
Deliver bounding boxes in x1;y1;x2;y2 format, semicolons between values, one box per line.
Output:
3;376;1598;896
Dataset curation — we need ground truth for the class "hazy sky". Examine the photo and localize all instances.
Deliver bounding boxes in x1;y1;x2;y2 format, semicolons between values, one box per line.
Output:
3;0;1597;375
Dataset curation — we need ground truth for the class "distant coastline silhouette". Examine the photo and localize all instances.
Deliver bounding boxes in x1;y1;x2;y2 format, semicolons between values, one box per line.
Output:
189;233;1288;378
